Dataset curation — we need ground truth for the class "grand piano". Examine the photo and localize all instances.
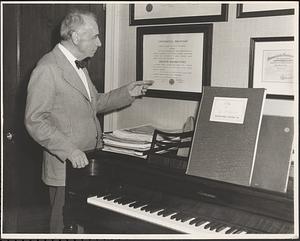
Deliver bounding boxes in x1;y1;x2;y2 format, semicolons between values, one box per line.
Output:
64;149;294;235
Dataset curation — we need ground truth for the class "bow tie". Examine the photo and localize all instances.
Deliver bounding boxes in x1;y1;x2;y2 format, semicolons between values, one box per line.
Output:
75;58;90;69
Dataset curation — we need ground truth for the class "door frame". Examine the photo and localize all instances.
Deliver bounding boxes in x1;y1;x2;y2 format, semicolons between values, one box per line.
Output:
1;3;106;234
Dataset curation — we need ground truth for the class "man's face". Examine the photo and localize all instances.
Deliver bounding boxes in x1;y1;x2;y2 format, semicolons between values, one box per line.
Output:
76;16;101;59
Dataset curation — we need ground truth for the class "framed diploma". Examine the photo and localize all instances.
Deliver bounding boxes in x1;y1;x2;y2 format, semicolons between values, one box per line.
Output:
249;37;295;100
237;3;295;18
130;3;228;25
137;24;213;100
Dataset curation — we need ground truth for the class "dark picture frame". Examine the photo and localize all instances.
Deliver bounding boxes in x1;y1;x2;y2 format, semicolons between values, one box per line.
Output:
130;3;228;26
248;36;294;100
237;3;294;18
137;24;213;101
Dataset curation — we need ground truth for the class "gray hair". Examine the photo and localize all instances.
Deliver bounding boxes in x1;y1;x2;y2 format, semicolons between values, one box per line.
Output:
60;9;97;40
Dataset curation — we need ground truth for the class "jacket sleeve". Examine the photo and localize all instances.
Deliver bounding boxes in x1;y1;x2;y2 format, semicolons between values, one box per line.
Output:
94;85;135;114
24;64;77;162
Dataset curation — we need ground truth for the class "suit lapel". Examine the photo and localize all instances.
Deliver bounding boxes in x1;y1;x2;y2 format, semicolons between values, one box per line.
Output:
52;45;90;101
83;68;97;106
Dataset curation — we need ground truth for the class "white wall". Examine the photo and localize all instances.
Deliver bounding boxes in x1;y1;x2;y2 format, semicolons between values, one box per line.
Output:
104;3;297;131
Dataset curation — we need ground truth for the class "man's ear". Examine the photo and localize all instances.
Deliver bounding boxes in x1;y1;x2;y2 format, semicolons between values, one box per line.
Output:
71;31;80;45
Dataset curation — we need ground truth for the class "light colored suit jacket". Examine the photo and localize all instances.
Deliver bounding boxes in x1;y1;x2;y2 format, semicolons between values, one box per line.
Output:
25;44;134;186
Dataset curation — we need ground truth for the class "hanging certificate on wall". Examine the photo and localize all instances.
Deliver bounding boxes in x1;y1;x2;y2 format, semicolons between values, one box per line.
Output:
130;3;228;25
248;37;295;100
136;24;213;100
236;3;295;18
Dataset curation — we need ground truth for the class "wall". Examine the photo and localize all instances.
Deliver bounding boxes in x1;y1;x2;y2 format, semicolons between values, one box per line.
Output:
104;3;297;131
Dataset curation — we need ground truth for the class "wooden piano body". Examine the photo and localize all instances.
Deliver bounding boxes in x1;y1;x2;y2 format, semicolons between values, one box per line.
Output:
64;150;294;235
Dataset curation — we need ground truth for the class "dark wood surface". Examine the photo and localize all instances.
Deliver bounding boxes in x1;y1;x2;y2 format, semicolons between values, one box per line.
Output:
65;150;294;234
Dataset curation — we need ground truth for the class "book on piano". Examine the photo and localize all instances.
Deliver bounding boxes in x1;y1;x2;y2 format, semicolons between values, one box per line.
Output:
250;115;294;193
186;86;266;186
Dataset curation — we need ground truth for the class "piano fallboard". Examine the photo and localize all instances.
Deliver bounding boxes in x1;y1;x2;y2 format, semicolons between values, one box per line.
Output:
64;150;294;234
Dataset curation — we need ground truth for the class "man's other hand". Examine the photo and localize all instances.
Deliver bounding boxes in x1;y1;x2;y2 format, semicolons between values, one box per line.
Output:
127;80;154;97
68;149;89;168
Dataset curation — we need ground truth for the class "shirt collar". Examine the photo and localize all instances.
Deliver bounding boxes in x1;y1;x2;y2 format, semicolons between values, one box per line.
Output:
58;43;78;70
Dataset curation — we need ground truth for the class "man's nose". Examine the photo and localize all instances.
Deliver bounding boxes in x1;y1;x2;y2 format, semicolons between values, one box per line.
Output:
96;37;102;47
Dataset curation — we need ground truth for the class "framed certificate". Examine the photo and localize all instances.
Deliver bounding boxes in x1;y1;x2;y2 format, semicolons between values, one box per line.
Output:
137;24;213;100
248;37;295;100
130;3;228;25
237;3;295;18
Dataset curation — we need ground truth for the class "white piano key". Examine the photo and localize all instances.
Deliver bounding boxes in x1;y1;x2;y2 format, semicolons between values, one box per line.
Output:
87;195;246;235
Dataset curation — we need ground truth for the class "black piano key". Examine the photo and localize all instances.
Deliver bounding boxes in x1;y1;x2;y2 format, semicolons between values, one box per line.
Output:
103;193;120;201
233;229;244;234
204;222;212;229
119;197;136;205
101;193;113;199
140;205;151;211
157;210;165;216
113;196;123;203
210;223;224;231
204;221;219;230
211;222;225;231
225;227;237;234
174;213;186;221
189;218;201;225
215;224;227;232
134;202;147;209
172;211;185;220
114;197;128;204
149;206;164;214
143;204;160;212
181;216;192;222
113;197;123;203
142;203;162;213
129;201;148;208
180;215;193;223
140;205;147;210
232;228;241;234
170;213;179;220
161;209;177;217
156;208;168;216
174;212;190;222
128;201;138;207
195;220;208;227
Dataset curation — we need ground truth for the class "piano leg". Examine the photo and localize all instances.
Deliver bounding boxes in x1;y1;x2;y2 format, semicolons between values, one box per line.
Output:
63;187;86;234
63;200;78;234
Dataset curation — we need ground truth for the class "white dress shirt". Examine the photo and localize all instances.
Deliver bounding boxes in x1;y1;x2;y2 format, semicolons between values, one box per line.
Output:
58;43;91;101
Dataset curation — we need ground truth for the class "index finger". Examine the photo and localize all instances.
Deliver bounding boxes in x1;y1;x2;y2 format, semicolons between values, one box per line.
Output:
136;80;154;85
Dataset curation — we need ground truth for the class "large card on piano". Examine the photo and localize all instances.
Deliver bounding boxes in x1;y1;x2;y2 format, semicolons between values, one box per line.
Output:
251;115;294;193
186;86;266;186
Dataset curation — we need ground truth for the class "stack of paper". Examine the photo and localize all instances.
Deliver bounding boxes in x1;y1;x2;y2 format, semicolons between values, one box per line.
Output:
102;124;156;158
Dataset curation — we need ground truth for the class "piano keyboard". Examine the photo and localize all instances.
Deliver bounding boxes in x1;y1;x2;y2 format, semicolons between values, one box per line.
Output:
87;194;248;235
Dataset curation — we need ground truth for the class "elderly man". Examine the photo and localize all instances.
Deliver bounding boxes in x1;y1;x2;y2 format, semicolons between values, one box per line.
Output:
25;9;153;233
